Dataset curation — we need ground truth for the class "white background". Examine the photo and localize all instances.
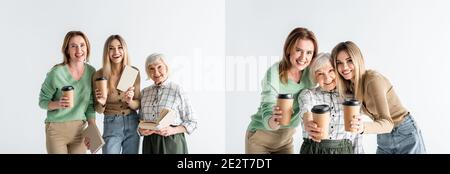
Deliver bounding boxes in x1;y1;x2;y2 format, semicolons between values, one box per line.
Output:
226;0;450;153
0;0;225;153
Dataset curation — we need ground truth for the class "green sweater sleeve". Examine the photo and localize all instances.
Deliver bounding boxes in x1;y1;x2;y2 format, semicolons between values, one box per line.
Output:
260;68;279;130
39;70;56;110
85;89;95;119
85;67;96;120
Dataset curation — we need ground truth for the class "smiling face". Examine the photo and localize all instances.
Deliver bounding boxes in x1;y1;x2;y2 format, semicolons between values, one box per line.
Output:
67;35;87;63
315;62;336;91
289;39;315;71
335;50;355;80
147;59;168;85
108;39;124;64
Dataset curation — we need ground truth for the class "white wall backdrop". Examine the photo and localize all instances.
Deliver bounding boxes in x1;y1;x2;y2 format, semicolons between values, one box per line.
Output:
226;0;450;154
0;0;225;153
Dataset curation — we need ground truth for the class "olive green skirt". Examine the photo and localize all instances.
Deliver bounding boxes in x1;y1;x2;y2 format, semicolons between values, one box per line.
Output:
142;133;188;154
300;138;353;154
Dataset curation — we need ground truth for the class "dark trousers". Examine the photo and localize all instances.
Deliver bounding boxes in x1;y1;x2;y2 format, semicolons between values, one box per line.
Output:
300;138;353;154
142;133;188;154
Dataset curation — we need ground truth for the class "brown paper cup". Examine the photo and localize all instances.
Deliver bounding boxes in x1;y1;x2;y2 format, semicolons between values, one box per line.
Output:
95;77;108;99
343;99;360;133
277;94;293;126
311;104;330;139
62;86;74;108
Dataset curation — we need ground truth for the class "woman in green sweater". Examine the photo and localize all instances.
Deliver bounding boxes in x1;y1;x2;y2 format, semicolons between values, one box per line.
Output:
245;27;317;154
39;31;96;154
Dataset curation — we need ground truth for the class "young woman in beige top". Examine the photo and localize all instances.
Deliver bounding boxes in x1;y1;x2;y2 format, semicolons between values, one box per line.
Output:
92;35;141;154
331;41;426;154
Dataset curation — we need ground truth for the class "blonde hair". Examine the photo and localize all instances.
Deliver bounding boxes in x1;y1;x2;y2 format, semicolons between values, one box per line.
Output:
145;53;169;79
59;31;91;66
309;52;332;87
330;41;366;101
279;27;318;84
101;35;130;91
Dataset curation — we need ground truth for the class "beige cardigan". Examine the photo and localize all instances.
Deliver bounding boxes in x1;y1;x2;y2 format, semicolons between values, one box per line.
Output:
361;70;409;134
92;67;141;116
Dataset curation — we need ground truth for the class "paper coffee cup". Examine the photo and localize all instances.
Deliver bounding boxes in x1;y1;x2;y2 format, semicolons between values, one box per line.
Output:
95;77;108;99
61;86;74;108
277;94;294;126
343;99;360;132
311;104;330;139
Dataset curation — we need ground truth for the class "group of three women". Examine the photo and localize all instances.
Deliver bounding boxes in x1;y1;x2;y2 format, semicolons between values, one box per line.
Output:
246;27;426;154
39;31;197;154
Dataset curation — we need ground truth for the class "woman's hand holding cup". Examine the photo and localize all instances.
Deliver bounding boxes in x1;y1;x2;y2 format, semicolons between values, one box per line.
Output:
305;120;323;142
95;88;107;106
268;106;282;130
350;114;364;134
59;96;70;109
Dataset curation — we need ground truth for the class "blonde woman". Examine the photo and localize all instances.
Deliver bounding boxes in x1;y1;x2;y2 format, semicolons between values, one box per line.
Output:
331;41;426;154
39;31;96;154
245;27;317;154
139;53;197;154
92;35;141;154
299;53;364;154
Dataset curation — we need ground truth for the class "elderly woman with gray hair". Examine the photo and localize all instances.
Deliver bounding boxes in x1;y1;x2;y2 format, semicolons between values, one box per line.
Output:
298;53;364;154
138;53;197;154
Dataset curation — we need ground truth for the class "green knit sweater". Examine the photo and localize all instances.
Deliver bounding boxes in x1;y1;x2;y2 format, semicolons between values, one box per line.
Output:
247;62;313;131
39;64;96;122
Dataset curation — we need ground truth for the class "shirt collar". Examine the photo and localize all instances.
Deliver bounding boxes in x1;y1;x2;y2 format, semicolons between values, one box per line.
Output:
316;86;338;94
152;79;170;89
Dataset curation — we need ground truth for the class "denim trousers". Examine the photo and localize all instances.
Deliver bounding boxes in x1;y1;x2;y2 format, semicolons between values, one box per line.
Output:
376;115;426;154
102;112;140;154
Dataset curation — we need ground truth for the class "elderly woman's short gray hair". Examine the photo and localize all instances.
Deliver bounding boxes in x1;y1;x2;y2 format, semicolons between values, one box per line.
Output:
309;52;332;87
145;53;168;78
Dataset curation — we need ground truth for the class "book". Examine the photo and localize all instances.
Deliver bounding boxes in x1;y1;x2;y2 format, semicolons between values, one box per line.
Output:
117;65;138;92
82;124;105;154
139;108;176;130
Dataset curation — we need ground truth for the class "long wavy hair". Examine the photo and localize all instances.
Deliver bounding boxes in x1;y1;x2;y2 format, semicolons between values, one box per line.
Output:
279;27;318;84
330;41;366;101
101;35;130;91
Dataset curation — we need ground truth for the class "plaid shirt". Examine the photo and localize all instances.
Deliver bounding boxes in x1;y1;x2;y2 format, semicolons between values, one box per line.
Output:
140;80;197;134
298;87;364;154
